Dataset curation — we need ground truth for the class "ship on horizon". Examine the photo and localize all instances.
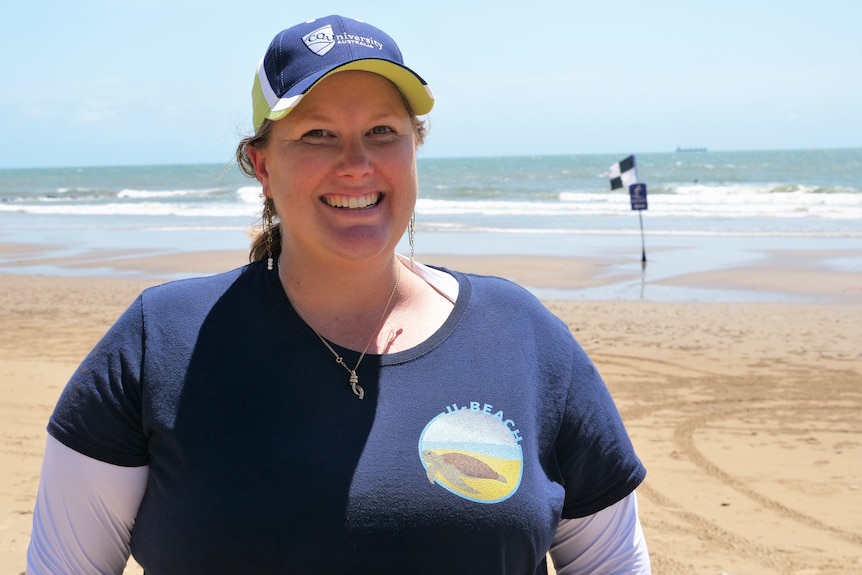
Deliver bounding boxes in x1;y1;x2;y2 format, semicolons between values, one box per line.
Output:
675;146;708;152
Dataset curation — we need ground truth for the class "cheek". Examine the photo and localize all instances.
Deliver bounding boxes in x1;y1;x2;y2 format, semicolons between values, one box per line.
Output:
389;161;418;206
267;153;325;194
386;142;419;186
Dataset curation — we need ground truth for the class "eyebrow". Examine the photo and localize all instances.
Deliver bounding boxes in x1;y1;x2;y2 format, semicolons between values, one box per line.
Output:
293;100;409;123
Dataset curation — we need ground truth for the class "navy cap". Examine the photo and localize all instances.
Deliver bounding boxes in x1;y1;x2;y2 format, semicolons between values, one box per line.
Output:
252;15;434;131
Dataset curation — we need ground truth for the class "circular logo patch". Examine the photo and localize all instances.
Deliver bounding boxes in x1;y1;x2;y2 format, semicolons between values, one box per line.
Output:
418;409;523;503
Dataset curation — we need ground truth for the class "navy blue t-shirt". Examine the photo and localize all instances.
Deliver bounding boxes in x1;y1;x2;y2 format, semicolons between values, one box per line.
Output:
48;262;645;574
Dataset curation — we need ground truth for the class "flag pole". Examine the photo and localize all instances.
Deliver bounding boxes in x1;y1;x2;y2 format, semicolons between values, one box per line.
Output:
638;211;647;266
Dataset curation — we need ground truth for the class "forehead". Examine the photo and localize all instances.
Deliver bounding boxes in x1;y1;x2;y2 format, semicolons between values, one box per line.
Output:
292;70;409;116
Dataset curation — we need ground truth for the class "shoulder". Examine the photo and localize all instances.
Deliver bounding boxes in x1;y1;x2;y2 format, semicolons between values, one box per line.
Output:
437;267;542;305
133;262;270;329
457;268;562;313
442;267;573;340
140;263;260;306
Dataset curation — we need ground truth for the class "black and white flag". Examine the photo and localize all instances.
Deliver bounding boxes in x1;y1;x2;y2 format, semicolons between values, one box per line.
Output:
609;155;638;190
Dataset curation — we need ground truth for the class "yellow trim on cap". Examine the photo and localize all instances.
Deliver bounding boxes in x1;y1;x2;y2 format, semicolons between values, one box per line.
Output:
251;73;271;132
321;60;434;116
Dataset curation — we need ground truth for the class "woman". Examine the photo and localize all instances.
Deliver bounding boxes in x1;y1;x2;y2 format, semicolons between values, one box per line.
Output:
27;15;650;574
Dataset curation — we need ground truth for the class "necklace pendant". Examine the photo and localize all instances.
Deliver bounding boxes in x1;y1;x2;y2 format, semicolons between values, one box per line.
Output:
348;372;364;400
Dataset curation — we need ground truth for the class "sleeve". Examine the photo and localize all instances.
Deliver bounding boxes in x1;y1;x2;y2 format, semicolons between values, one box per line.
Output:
47;295;150;467
27;436;149;575
549;492;651;574
555;343;647;518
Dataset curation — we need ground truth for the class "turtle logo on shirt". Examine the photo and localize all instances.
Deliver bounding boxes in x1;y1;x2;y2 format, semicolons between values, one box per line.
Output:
418;403;523;503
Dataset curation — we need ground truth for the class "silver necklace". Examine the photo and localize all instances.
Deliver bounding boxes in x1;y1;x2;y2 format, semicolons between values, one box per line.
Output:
281;264;400;400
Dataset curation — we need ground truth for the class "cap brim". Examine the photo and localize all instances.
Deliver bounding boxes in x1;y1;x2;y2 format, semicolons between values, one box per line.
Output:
257;59;434;130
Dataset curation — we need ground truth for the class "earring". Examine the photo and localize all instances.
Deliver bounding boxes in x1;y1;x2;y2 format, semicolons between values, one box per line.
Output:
263;197;275;271
408;212;416;269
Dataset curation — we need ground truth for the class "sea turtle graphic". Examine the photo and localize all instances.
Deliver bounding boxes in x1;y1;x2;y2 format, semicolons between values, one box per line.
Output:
422;450;507;494
418;408;523;502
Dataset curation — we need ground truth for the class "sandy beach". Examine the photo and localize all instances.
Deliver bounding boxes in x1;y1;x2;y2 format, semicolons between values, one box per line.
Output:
1;246;860;574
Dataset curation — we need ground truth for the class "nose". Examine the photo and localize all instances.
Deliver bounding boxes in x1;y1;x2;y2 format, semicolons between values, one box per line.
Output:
337;137;373;179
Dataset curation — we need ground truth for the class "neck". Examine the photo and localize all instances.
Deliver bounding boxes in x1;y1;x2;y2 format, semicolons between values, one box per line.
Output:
277;253;404;351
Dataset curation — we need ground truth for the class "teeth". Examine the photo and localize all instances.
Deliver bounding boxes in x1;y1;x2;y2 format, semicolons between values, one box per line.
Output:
325;193;380;209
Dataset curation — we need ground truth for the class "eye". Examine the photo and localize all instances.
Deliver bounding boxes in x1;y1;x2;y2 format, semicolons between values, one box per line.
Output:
302;129;329;139
297;128;337;146
367;125;401;141
370;125;394;135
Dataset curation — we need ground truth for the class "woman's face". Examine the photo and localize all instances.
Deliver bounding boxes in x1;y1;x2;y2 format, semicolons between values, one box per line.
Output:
249;70;418;267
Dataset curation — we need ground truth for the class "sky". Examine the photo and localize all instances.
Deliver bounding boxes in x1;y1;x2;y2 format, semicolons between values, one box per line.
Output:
1;0;860;169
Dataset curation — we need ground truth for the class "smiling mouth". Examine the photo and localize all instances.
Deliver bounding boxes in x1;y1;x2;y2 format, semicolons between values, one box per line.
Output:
323;193;381;209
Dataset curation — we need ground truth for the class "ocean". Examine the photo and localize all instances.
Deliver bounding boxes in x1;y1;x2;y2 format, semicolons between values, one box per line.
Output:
1;148;860;298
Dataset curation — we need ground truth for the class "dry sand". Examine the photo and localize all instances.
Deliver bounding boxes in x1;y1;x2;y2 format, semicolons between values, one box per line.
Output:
1;249;860;574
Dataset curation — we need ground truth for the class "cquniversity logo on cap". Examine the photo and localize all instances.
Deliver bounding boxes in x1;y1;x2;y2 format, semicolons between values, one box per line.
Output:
303;25;336;56
303;22;386;57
